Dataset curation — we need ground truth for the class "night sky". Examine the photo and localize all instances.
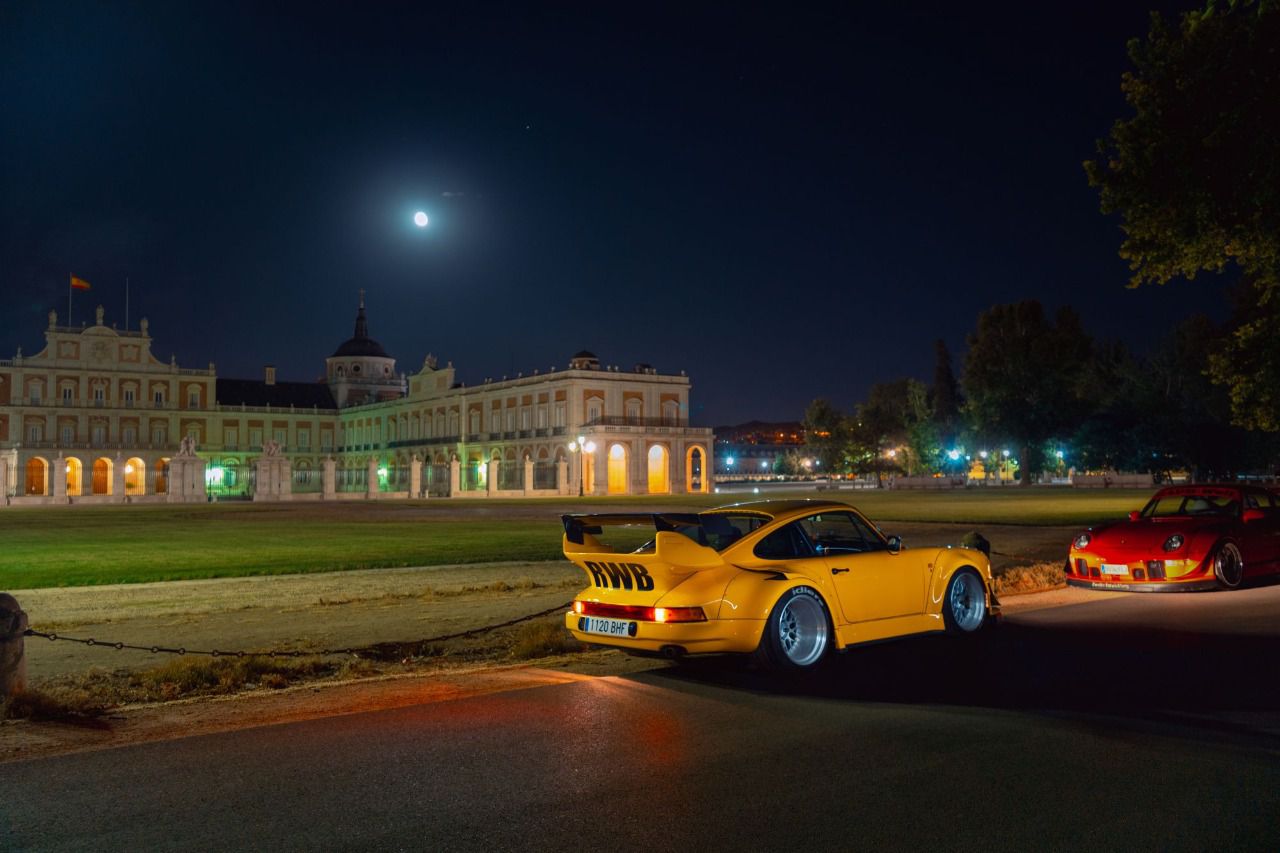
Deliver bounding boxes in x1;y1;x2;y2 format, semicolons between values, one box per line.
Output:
1;1;1219;426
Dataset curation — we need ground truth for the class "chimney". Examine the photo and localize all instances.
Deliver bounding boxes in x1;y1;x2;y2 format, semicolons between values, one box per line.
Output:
265;365;276;386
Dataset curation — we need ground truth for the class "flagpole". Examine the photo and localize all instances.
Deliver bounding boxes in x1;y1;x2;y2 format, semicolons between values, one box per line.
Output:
126;276;130;331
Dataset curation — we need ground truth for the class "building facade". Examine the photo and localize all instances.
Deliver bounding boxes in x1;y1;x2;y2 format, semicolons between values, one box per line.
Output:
0;298;713;504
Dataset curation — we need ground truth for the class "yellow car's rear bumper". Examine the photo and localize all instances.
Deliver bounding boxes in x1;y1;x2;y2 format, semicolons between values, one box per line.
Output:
565;612;765;655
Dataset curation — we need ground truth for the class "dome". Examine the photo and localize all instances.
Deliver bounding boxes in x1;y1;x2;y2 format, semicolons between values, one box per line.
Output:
572;350;598;360
331;292;391;359
332;336;390;358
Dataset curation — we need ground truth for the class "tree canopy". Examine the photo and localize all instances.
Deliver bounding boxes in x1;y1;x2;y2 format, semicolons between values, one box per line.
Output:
1085;0;1280;429
1085;0;1280;289
963;301;1091;484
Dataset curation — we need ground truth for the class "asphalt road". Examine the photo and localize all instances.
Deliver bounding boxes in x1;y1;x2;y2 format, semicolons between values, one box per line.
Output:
5;585;1280;852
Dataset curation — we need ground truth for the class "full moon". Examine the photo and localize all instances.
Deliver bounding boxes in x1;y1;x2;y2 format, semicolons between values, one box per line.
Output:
413;211;428;227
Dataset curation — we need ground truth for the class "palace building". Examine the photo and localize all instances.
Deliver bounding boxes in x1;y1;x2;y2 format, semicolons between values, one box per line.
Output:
0;296;713;504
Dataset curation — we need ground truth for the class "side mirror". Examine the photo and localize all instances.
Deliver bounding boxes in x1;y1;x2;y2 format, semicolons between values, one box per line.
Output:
1128;511;1141;522
886;535;902;554
1243;508;1266;524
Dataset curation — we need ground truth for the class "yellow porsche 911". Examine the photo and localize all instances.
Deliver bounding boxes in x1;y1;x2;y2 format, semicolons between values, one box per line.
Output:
563;499;998;673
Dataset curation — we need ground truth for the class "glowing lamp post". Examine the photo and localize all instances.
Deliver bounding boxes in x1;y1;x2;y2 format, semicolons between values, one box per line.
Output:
567;435;596;497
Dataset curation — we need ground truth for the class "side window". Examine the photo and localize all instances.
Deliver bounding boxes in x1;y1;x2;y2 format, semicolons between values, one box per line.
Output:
1245;491;1275;510
753;522;815;560
796;512;884;555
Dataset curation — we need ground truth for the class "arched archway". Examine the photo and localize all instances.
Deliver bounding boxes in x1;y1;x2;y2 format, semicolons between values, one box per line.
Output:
607;443;629;495
92;457;113;495
125;458;146;496
647;444;670;494
155;458;170;494
25;457;48;496
65;457;83;496
686;445;709;493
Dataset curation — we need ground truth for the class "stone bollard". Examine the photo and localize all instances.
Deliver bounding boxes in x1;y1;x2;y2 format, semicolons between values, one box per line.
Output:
0;593;29;699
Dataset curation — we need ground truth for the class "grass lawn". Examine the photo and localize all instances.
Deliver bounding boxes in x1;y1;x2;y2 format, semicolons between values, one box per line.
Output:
0;488;1156;589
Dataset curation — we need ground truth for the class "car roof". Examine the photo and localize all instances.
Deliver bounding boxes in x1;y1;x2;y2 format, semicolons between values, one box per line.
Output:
705;498;855;520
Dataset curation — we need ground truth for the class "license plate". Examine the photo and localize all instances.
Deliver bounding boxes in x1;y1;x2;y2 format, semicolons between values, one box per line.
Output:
1101;563;1129;576
578;617;638;638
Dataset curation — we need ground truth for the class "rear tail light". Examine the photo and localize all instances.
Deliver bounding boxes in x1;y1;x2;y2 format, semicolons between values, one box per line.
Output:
654;607;706;623
1146;560;1165;580
573;600;706;623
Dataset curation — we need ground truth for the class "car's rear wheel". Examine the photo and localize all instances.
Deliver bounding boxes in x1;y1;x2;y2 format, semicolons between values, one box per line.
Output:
753;586;831;673
1213;541;1244;589
942;570;986;634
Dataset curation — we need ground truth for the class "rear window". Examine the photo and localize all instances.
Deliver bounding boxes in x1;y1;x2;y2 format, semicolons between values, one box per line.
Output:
696;513;771;551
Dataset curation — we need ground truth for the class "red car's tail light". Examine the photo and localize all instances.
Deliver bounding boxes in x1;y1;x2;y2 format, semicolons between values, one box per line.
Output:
573;601;705;623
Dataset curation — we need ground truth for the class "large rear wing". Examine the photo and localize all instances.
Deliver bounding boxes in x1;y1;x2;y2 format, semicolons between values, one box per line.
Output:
561;513;705;546
561;513;727;581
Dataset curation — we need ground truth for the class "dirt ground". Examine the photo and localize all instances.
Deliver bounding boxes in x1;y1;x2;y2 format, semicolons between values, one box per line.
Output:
17;561;583;680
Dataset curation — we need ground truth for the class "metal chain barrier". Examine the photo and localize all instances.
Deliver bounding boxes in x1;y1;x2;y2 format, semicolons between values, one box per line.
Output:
20;601;573;660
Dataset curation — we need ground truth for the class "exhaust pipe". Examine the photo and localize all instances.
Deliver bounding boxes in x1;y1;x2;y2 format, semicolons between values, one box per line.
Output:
659;644;686;659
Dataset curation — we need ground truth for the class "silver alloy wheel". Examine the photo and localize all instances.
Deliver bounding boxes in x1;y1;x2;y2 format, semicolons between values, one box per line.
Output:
948;572;986;632
1214;542;1244;588
776;594;828;667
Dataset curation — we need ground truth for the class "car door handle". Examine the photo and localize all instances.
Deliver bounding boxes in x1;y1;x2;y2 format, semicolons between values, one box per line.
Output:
830;568;849;575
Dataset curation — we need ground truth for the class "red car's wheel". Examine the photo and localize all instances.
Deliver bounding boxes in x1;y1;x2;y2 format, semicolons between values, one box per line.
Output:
1213;541;1244;589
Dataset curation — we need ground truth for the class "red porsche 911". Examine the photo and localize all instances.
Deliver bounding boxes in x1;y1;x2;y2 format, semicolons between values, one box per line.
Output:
1067;485;1280;591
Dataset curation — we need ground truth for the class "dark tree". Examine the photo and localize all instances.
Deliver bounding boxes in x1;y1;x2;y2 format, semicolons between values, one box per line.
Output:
803;398;851;473
1068;341;1149;472
853;379;925;484
1085;0;1280;429
931;339;961;440
963;301;1091;484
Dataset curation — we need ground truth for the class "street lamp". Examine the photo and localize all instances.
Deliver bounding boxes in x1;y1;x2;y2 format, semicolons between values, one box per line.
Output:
567;435;596;497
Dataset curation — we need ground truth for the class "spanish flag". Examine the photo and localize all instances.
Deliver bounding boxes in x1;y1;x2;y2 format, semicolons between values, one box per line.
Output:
70;275;91;291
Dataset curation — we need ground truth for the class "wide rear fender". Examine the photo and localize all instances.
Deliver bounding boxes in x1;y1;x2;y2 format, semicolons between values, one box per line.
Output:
716;569;830;622
927;546;995;613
